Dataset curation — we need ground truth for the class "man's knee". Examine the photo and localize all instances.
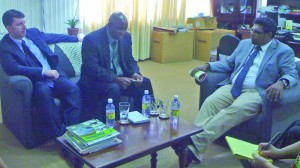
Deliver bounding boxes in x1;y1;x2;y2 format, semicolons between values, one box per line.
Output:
105;83;121;97
33;83;53;98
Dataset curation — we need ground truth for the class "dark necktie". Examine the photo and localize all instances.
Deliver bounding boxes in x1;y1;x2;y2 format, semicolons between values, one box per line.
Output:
22;40;42;67
230;46;261;98
111;41;123;76
22;40;53;87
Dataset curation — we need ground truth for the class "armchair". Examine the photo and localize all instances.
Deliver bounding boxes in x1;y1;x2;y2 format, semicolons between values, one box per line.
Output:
217;34;240;61
0;42;82;149
196;62;300;144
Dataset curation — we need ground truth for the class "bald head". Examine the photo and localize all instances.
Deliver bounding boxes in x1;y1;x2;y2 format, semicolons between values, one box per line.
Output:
107;12;128;40
108;12;128;25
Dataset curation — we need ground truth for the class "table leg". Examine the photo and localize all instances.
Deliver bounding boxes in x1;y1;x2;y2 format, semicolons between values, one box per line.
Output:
73;157;84;168
178;138;189;168
151;152;158;168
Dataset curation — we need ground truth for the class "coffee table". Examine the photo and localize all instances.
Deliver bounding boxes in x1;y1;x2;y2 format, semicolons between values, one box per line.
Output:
57;117;202;168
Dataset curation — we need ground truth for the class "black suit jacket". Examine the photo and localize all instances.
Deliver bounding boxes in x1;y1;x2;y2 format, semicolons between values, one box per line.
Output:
80;25;139;84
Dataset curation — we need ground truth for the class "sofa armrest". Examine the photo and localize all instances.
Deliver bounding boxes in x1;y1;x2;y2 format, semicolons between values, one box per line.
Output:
279;84;300;105
197;71;231;108
0;72;35;148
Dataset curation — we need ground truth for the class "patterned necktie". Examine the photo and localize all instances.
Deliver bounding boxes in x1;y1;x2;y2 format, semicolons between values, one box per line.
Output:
22;40;42;67
22;40;53;87
111;41;123;76
230;46;261;98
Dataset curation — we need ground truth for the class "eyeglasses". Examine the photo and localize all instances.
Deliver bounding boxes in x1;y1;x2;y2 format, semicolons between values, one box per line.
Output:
115;28;129;33
250;29;265;35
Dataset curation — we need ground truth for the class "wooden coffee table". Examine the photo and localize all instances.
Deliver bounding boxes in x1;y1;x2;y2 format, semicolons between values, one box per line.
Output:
56;117;202;168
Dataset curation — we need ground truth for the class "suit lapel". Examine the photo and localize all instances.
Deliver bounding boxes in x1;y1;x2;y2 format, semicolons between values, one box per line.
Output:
256;40;276;77
5;36;33;65
101;29;111;68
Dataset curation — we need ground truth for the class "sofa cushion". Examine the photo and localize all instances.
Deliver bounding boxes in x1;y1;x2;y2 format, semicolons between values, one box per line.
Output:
54;44;75;77
56;42;82;77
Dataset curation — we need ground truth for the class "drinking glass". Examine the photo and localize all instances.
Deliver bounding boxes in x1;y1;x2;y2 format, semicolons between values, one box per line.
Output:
150;96;159;116
119;102;130;124
158;100;169;119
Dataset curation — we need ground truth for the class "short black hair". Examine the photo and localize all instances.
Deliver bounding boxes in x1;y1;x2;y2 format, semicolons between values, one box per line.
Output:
254;17;277;38
2;9;25;27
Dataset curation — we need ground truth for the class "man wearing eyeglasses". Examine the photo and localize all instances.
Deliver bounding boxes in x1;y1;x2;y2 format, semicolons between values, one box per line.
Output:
79;12;153;122
186;17;299;166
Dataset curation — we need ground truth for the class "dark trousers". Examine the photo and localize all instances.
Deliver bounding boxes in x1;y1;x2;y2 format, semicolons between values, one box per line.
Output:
32;76;81;142
97;77;153;122
274;119;300;148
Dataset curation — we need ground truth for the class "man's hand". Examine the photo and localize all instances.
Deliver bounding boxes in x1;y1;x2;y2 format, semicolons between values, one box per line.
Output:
132;73;143;87
265;81;284;101
189;64;210;77
43;70;59;80
115;77;132;89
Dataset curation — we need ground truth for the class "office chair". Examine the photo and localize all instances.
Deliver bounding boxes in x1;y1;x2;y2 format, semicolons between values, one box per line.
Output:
217;34;240;60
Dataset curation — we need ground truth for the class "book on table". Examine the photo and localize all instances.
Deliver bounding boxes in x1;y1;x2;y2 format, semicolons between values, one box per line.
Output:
64;132;122;155
67;119;120;146
64;119;122;154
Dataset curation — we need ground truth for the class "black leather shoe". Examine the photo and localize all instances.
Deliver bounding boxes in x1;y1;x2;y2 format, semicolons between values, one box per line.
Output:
172;145;201;167
185;147;201;167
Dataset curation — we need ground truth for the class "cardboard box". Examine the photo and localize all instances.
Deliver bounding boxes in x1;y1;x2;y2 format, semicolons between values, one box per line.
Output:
194;29;235;62
187;17;217;30
151;31;194;63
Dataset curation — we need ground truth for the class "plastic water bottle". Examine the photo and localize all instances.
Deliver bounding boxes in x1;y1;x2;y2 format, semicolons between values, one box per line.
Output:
106;98;115;127
142;90;151;118
171;95;180;125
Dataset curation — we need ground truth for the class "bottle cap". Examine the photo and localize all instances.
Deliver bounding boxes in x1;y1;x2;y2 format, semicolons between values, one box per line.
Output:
174;95;179;99
108;98;113;103
144;90;149;94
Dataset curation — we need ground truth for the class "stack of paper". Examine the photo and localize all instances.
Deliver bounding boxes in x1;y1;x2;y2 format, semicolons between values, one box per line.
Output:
63;119;122;154
128;111;150;124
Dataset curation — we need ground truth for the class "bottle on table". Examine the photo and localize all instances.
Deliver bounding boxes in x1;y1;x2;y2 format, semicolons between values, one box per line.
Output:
106;98;115;127
170;95;180;125
142;90;151;118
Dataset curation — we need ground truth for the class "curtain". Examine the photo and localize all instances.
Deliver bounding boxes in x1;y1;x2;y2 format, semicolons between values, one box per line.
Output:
79;0;187;60
42;0;79;34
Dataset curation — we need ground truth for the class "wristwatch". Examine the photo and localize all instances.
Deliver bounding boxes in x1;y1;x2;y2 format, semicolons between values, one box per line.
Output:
280;78;289;88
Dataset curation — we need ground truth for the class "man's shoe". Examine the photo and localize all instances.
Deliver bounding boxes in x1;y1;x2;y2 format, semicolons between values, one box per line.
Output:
185;147;201;167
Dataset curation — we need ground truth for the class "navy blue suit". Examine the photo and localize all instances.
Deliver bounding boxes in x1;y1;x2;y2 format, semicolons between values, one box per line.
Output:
0;28;81;141
79;25;153;122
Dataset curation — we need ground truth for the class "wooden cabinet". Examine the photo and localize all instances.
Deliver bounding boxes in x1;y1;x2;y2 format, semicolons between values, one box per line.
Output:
212;0;257;30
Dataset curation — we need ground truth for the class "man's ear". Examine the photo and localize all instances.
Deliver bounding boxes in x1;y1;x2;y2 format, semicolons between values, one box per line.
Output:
6;25;12;32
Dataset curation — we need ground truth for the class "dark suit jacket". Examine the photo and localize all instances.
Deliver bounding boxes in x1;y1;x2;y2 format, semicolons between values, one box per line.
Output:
0;28;78;83
79;25;140;110
80;25;139;83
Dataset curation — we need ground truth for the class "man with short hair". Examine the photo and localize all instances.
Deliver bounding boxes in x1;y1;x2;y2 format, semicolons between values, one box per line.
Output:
0;9;82;142
79;12;153;122
186;17;299;166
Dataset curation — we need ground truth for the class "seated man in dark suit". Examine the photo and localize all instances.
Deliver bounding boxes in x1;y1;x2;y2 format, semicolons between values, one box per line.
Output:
0;9;81;142
79;11;153;122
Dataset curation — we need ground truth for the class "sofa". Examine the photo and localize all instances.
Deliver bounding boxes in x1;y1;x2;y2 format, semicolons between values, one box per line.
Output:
196;61;300;144
0;42;82;149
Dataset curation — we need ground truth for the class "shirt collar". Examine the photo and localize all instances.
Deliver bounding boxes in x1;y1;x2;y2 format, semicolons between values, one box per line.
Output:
259;39;272;53
9;34;24;46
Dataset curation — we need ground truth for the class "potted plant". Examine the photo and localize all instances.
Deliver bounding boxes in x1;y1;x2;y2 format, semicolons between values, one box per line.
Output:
66;18;80;36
